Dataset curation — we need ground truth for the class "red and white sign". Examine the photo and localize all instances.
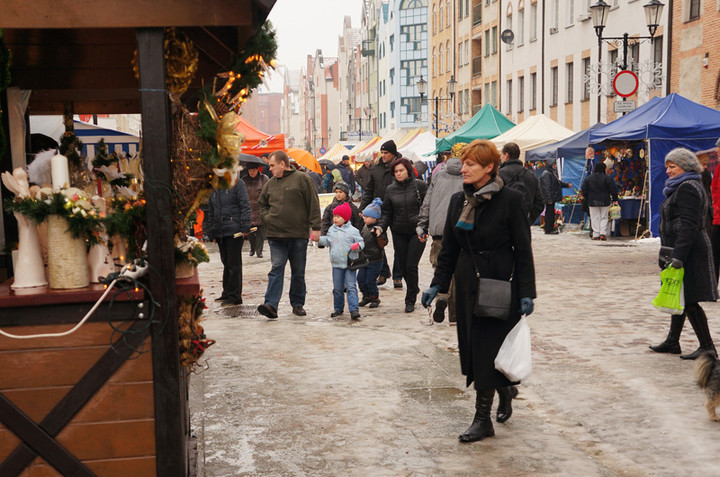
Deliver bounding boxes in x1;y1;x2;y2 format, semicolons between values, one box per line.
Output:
613;70;639;98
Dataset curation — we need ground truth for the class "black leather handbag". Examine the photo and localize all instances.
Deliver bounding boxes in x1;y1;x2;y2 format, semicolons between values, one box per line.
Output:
465;235;513;320
347;250;369;270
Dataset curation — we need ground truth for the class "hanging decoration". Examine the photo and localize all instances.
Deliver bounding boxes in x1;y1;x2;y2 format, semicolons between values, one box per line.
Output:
132;27;199;97
178;292;214;371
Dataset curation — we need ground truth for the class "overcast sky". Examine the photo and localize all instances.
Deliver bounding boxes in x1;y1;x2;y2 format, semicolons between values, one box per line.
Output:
268;0;363;71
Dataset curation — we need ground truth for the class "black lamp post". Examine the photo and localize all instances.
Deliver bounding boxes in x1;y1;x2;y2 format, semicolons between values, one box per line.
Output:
416;75;456;135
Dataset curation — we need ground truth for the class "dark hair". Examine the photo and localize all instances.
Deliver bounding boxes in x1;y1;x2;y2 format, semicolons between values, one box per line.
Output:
461;139;501;175
593;161;606;174
268;150;290;167
390;157;414;176
501;142;520;160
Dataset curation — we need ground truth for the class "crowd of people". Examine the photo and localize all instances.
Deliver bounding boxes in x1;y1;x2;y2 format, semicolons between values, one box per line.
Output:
203;138;719;443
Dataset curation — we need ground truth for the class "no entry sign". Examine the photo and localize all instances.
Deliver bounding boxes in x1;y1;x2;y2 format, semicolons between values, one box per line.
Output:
613;70;639;97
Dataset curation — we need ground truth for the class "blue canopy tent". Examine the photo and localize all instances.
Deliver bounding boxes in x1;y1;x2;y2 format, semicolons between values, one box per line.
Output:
525;122;605;195
588;93;720;236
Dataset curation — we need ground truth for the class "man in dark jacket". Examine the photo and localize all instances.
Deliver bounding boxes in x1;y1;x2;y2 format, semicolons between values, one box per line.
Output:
257;150;321;319
498;142;545;225
581;161;618;240
355;157;372;192
206;176;252;305
539;158;572;234
337;155;357;194
242;164;269;257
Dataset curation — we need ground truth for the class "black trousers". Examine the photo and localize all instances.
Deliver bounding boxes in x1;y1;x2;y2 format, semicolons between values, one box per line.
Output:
218;235;244;301
391;231;426;305
248;224;266;255
380;250;402;280
711;224;720;281
544;203;556;233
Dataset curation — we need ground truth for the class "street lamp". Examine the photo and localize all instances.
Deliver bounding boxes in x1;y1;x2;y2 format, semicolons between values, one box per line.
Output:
417;75;457;135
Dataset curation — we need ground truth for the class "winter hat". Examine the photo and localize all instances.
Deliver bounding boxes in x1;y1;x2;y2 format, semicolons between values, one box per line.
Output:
380;140;398;158
333;202;352;223
665;147;703;173
333;180;350;196
363;197;383;220
341;154;350;162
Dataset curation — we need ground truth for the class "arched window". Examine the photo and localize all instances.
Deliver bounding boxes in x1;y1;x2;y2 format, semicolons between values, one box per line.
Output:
439;3;444;31
432;47;436;77
401;0;427;7
446;41;451;72
432;5;437;34
439;48;443;76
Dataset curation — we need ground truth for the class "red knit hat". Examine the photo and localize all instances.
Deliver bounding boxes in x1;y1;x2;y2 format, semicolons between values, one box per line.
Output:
333;202;352;223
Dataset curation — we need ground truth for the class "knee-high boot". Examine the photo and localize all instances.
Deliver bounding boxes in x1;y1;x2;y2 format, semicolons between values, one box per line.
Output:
680;305;717;360
459;389;495;442
649;314;685;354
496;386;519;423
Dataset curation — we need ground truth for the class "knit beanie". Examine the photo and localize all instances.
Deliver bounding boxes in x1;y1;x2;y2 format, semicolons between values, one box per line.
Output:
363;197;383;220
333;202;352;223
333;180;350;196
380;139;398;158
665;147;703;173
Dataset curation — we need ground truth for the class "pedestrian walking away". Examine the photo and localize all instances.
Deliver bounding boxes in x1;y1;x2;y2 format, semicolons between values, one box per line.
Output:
539;158;571;234
317;202;364;320
422;139;536;443
650;148;718;359
205;175;252;306
242;163;269;258
498;142;545;225
581;161;618;241
257;150;321;320
378;157;428;313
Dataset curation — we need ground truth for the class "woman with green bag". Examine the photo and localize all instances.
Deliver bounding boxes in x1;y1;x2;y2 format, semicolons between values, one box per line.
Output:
650;148;718;359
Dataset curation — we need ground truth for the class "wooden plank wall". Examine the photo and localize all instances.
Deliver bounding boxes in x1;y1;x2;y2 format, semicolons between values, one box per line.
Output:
0;322;155;476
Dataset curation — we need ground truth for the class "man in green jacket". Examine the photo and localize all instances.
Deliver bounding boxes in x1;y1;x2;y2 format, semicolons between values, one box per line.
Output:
257;150;321;319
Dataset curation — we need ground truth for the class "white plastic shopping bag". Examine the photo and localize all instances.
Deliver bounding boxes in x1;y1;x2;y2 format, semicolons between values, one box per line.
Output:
494;316;532;382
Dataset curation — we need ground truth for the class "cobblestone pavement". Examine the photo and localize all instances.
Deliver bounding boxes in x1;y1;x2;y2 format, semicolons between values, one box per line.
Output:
189;227;720;476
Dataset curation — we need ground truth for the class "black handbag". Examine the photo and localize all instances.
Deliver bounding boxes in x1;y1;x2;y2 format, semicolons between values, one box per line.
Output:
659;245;673;269
465;235;513;320
347;250;369;270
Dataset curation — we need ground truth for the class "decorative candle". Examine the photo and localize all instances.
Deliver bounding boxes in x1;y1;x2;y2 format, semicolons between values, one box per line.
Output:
51;154;70;190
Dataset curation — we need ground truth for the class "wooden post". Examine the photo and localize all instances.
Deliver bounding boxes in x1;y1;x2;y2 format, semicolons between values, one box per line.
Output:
136;28;186;476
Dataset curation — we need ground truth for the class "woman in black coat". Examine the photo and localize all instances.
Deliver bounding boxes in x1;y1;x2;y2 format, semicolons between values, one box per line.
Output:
650;148;717;359
378;157;428;312
581;161;618;240
422;139;536;442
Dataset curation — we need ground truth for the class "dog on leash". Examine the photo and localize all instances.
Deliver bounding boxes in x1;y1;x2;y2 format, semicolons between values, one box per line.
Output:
694;351;720;422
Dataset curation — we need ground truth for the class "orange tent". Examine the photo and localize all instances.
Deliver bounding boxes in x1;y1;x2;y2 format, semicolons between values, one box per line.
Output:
287;148;322;174
237;116;286;156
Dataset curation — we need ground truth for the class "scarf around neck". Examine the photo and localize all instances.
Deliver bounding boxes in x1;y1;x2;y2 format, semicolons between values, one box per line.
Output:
456;176;503;230
663;172;701;197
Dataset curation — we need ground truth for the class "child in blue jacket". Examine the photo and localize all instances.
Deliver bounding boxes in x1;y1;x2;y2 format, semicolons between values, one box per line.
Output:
318;202;364;320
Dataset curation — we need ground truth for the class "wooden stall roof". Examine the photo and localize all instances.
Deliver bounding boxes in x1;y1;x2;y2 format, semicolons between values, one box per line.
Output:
0;0;276;114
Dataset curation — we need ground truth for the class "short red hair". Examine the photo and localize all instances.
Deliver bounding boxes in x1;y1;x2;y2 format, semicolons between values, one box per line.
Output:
461;139;501;175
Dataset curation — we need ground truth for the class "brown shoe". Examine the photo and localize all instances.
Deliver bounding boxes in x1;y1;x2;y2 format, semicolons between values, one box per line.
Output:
393;279;403;289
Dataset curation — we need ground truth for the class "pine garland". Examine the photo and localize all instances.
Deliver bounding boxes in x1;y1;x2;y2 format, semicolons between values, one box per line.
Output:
59;113;83;167
103;197;147;261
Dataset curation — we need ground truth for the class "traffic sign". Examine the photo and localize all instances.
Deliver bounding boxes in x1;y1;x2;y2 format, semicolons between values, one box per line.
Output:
319;147;327;155
614;100;636;113
613;70;639;97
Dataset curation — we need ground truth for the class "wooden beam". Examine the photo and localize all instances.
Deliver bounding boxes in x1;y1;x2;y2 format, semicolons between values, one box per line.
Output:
0;0;253;29
136;28;186;476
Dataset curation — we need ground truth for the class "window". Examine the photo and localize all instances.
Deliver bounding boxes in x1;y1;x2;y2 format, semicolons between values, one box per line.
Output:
465;0;470;18
458;41;463;65
507;79;513;113
492;26;498;54
552;0;559;30
432;6;437;34
439;3;444;30
551;66;558;106
506;13;512;50
465;40;470;65
518;8;525;45
447;0;451;27
439;48;444;73
531;72;537;109
519;76;525;111
654;35;663;66
492;81;497;106
390;68;395;85
485;30;490;56
629;43;640;73
391;101;395;118
689;0;700;20
566;62;573;103
484;83;490;106
458;0;463;19
390;35;394;52
582;57;590;100
567;0;574;25
432;48;436;77
445;41;450;72
530;3;538;40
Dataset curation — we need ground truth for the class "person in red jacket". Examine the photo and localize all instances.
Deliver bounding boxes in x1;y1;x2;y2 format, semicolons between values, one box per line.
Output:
710;138;720;280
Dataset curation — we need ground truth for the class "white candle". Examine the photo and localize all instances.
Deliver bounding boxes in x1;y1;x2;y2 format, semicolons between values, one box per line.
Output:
51;154;70;190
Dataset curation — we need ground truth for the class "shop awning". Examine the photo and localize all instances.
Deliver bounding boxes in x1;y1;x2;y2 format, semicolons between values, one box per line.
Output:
236;116;286;157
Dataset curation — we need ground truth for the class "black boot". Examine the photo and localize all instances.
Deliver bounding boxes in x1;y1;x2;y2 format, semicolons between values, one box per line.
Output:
649;314;684;354
459;389;495;442
496;386;519;423
680;305;718;360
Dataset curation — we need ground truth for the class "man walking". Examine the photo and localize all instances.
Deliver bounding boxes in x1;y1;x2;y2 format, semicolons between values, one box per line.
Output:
242;163;269;258
498;142;545;225
355;157;372;193
257;150;321;319
539;158;572;234
337;155;357;194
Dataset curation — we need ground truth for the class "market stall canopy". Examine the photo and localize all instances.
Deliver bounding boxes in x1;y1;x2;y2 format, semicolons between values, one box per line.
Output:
400;132;437;162
287;148;321;174
491;114;575;160
431;104;515;155
317;143;351;163
525;123;605;162
347;136;382;161
395;128;424;150
236;117;286;157
1;0;276;114
30;117;141;158
588;93;720;236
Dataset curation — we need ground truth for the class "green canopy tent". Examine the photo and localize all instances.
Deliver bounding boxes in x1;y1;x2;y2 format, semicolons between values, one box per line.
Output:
429;104;515;155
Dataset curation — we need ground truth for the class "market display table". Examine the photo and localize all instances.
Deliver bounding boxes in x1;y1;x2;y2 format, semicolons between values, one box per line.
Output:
618;197;643;219
558;203;584;224
0;273;199;476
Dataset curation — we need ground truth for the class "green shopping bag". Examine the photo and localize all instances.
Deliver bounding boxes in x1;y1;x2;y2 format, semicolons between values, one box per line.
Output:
652;266;685;314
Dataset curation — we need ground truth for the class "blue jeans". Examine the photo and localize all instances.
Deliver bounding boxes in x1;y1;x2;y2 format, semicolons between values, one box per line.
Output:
332;267;359;313
357;260;383;298
265;238;308;309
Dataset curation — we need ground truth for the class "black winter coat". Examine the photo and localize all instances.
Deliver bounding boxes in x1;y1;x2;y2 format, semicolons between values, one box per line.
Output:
206;179;252;239
539;166;570;203
360;158;395;210
355;164;372;191
379;177;428;234
581;173;618;207
337;163;357;193
498;159;545;222
431;181;536;390
320;198;363;235
360;224;386;262
659;179;718;304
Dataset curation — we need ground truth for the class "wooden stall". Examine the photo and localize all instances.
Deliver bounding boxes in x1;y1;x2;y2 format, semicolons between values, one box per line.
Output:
0;1;276;475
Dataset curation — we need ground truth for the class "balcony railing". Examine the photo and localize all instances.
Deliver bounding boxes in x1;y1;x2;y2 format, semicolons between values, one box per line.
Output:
473;4;482;26
472;56;482;77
